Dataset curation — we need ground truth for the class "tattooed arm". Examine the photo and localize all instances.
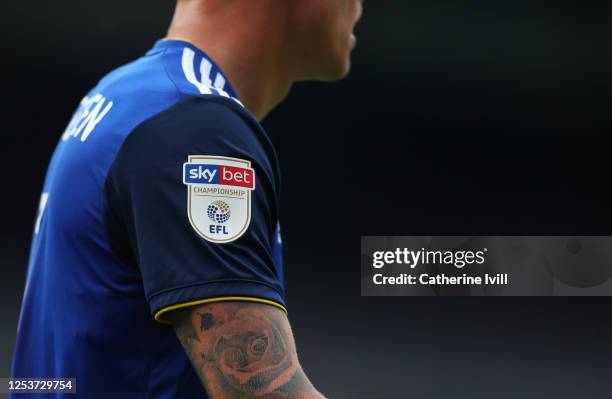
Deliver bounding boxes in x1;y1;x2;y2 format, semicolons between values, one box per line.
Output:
168;302;326;398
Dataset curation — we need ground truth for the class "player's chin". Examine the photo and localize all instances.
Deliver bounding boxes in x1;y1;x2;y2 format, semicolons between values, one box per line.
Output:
315;48;353;81
318;60;351;81
299;36;354;82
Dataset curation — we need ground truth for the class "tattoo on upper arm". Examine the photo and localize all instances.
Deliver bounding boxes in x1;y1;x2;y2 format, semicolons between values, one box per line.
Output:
170;302;320;399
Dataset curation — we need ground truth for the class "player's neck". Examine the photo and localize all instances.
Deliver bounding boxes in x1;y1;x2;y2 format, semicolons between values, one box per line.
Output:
167;2;294;121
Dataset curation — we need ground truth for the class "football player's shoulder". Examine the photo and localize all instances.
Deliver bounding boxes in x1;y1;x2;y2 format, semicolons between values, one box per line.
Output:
99;40;257;154
95;50;182;115
159;42;243;103
125;96;260;156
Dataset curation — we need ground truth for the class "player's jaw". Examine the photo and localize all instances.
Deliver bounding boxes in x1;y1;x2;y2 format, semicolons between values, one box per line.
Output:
333;0;363;79
292;0;363;82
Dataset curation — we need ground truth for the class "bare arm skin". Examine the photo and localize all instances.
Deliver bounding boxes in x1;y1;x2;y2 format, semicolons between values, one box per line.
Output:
168;302;325;398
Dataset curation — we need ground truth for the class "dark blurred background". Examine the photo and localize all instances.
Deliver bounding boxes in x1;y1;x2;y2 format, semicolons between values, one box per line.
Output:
2;1;612;398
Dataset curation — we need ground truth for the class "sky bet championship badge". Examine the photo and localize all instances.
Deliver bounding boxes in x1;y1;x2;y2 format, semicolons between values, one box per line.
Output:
183;156;255;243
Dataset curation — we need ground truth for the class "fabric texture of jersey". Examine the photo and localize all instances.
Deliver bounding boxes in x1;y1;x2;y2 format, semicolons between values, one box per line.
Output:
11;39;285;399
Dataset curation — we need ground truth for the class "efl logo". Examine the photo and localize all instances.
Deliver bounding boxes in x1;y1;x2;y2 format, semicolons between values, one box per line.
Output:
207;200;231;236
183;164;255;189
183;156;255;244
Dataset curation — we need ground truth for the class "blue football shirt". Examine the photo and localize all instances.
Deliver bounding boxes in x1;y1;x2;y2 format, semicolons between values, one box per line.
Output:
11;39;285;398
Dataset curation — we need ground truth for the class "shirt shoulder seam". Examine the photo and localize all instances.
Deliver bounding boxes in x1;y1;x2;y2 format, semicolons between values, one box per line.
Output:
160;47;186;103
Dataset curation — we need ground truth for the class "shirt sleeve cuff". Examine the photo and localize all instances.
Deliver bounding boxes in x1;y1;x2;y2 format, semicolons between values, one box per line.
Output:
149;279;286;324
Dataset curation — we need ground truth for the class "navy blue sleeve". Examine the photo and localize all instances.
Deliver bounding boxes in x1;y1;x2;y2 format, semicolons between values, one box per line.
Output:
104;96;285;323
